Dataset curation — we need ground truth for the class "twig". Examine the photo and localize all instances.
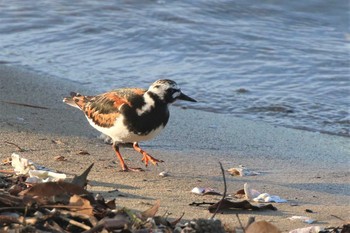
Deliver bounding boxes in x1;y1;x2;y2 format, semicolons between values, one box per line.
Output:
0;100;49;109
59;215;91;230
0;169;15;174
330;214;345;221
236;213;246;233
211;162;227;219
4;141;25;152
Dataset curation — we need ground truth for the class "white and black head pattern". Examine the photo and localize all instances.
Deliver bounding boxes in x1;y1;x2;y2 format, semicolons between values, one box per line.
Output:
148;79;181;103
148;79;196;104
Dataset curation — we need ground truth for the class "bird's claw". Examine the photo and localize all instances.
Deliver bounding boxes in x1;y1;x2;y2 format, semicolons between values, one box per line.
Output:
141;154;164;167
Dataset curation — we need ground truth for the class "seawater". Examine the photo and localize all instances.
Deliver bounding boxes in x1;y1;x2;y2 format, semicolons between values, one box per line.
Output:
0;0;349;136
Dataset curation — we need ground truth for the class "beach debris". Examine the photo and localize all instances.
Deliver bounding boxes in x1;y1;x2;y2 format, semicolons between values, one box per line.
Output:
289;226;324;233
190;163;276;214
71;163;94;188
0;168;183;233
288;215;316;224
207;199;277;213
51;139;65;145
76;149;90;155
243;183;287;203
11;153;67;183
11;153;50;174
159;171;169;177
245;220;281;233
1;157;12;165
26;170;67;183
191;187;222;196
54;155;67;161
175;219;226;233
305;208;314;213
4;141;26;152
227;165;260;176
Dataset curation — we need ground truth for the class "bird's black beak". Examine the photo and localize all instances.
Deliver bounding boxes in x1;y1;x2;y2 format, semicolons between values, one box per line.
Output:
178;92;197;102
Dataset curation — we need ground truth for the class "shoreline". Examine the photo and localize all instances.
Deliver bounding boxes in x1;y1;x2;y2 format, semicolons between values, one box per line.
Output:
0;64;349;232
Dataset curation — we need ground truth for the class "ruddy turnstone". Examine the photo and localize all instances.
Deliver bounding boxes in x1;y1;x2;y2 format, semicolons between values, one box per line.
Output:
63;79;196;171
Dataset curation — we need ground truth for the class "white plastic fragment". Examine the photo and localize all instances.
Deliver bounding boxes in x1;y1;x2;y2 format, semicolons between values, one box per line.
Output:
27;170;66;183
11;153;66;183
289;226;324;233
191;187;205;195
159;171;169;177
288;216;316;224
253;193;287;203
191;187;221;195
244;183;287;203
227;165;260;176
244;183;261;200
11;153;37;175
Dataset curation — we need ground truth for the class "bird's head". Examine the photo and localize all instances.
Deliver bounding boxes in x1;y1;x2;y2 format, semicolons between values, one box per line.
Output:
148;79;197;104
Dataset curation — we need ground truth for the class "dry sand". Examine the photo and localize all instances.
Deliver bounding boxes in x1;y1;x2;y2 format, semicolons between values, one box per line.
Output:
0;65;349;232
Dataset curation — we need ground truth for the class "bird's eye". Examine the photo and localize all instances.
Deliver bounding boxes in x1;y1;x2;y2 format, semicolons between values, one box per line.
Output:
154;85;160;89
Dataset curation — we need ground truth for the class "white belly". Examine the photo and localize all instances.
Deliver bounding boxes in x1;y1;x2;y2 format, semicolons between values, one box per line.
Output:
86;115;164;143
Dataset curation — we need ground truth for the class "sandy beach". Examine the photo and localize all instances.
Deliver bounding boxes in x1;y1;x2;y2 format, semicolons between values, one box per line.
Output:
0;65;349;232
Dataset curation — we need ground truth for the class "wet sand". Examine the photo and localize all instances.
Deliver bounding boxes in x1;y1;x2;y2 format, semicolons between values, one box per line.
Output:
0;65;349;232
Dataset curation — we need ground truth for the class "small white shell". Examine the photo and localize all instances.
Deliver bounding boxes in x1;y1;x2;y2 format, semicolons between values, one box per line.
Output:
159;171;169;177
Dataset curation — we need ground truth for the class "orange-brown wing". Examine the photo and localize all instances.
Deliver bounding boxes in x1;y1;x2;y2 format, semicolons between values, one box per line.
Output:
71;88;146;128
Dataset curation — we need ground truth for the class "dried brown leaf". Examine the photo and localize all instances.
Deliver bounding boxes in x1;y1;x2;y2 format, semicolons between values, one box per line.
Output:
71;163;94;188
51;139;64;145
105;199;116;210
69;194;94;216
245;220;281;233
1;157;12;165
76;150;90;155
54;155;67;161
141;200;160;220
20;181;90;197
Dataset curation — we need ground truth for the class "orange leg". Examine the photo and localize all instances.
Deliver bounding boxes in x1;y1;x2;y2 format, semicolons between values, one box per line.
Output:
133;142;164;167
112;143;143;172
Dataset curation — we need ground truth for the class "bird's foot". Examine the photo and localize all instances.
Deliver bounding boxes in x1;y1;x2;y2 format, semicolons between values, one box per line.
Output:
141;153;164;167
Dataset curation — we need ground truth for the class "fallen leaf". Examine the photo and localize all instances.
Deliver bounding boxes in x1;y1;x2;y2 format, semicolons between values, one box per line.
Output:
105;199;116;210
20;181;90;197
76;150;90;155
141;200;160;219
51;139;64;145
2;157;12;165
54;155;67;161
69;194;94;216
246;220;281;233
71;163;94;188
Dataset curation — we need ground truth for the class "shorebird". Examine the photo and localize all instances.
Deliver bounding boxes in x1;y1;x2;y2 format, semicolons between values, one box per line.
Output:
63;79;196;171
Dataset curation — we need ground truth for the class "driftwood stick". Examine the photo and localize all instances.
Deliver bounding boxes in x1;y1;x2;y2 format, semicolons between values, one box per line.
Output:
58;215;91;230
4;141;25;152
211;162;227;219
236;213;246;233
